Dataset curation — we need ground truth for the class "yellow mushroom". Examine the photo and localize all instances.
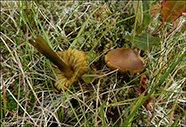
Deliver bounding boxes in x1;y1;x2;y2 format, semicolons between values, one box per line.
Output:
51;48;88;90
29;35;88;90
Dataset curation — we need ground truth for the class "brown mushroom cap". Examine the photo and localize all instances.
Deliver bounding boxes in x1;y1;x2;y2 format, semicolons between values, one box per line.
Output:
105;48;144;73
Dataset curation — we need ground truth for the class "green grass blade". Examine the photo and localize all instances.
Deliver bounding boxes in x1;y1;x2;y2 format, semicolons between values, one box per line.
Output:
122;48;186;125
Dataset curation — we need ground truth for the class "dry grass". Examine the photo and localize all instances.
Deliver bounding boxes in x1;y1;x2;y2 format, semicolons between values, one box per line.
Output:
1;1;186;127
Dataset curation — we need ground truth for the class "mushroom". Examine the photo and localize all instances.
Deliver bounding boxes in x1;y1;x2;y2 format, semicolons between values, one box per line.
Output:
105;48;144;73
29;35;88;90
52;48;88;90
105;48;144;82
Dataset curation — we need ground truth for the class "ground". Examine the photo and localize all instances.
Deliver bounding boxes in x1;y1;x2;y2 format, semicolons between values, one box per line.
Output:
1;1;186;127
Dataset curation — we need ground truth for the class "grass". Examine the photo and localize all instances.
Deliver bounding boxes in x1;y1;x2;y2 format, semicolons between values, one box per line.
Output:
1;1;186;127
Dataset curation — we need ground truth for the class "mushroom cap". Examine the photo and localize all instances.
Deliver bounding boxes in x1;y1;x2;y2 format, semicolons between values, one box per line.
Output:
52;48;88;90
105;48;144;73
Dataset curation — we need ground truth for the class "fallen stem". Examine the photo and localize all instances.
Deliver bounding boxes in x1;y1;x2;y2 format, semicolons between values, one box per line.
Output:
28;35;73;78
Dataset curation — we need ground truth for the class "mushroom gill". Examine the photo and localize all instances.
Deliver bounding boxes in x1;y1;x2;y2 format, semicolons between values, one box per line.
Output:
52;48;88;90
28;35;88;91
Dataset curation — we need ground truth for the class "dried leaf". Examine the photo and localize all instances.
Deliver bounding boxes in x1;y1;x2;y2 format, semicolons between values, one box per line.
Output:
160;0;186;22
143;96;153;111
139;74;147;85
152;0;186;35
138;74;152;111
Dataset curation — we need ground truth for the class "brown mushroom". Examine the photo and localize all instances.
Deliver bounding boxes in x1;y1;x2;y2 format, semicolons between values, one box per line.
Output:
105;48;144;73
29;35;88;90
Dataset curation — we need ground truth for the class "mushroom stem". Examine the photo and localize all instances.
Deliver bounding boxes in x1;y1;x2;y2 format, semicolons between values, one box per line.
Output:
28;35;73;78
122;72;130;83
